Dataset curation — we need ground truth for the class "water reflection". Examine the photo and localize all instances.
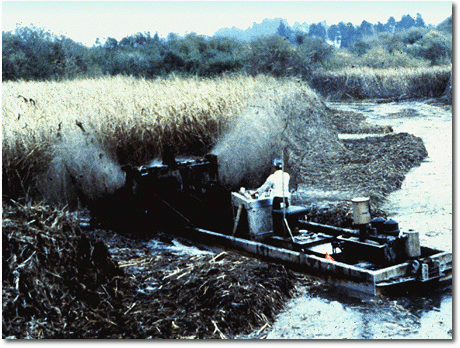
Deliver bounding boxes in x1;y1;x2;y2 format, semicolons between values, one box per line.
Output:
266;279;452;339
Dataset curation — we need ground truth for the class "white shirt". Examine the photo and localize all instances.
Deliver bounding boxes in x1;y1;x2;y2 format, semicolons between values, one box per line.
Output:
257;170;290;198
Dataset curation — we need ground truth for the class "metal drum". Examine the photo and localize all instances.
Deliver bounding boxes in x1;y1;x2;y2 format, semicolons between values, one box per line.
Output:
404;229;421;258
351;197;371;225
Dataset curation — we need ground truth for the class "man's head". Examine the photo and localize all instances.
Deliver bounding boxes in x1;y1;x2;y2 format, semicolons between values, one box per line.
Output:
272;158;283;170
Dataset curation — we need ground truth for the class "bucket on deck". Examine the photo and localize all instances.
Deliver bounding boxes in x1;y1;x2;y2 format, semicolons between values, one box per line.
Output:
351;197;371;225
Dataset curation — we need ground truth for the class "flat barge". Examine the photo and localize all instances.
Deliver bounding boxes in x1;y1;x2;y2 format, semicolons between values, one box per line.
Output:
109;150;452;296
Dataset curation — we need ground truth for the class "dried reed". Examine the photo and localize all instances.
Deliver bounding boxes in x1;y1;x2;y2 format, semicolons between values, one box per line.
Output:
311;65;452;100
2;74;323;203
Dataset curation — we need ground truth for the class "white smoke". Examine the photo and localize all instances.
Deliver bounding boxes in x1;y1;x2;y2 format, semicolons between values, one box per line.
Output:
40;127;126;206
211;100;285;189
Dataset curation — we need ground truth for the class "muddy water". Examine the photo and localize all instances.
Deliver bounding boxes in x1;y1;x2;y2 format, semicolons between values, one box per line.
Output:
263;100;452;339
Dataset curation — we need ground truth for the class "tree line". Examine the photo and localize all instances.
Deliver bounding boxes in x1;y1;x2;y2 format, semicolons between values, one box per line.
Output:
277;13;427;47
2;14;452;82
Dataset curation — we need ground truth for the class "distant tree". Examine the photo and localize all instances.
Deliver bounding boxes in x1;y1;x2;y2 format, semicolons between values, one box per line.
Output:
58;36;91;77
294;32;307;45
374;21;385;33
2;31;25;80
3;26;60;80
163;51;185;71
327;24;339;42
396;14;416;31
158;33;243;76
245;35;303;77
277;21;293;39
2;25;96;80
300;36;333;64
378;32;405;54
407;30;452;65
436;15;452;33
415;13;426;28
358;20;374;38
401;27;426;45
104;37;118;50
338;22;357;48
166;32;179;42
349;41;371;57
209;36;242;54
119;32;148;48
384;16;396;32
308;23;326;41
119;37;131;48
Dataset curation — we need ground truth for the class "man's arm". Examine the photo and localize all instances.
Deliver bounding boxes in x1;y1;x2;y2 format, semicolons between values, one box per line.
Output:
256;174;274;195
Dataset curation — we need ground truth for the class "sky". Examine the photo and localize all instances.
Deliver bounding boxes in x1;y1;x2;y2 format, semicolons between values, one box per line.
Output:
2;1;453;46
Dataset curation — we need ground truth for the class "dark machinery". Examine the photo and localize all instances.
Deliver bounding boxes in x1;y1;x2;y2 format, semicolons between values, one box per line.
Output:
104;148;451;296
120;145;232;233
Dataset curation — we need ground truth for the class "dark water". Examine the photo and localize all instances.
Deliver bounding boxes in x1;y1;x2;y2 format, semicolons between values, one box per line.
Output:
264;101;452;339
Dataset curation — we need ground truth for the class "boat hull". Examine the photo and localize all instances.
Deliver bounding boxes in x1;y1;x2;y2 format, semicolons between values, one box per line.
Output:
178;226;452;296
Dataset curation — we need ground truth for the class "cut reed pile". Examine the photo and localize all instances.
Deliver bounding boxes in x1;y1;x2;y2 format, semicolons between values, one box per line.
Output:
310;65;452;100
2;200;307;339
117;250;304;339
2;200;132;338
296;132;428;203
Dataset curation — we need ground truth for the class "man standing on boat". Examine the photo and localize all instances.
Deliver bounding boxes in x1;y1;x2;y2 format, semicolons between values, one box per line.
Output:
251;158;290;210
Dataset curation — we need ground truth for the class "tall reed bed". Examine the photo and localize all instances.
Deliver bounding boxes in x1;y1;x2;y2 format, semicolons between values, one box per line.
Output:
2;74;322;203
310;65;452;100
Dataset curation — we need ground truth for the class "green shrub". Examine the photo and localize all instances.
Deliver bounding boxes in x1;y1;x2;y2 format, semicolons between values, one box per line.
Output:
2;26;94;81
299;36;334;65
2;23;452;82
244;35;332;78
357;46;429;68
349;41;372;57
322;50;354;70
436;16;452;34
245;35;303;77
401;27;426;45
407;30;452;65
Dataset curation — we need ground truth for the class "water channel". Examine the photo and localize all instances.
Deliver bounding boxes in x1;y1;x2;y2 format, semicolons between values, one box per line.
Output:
263;100;452;339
